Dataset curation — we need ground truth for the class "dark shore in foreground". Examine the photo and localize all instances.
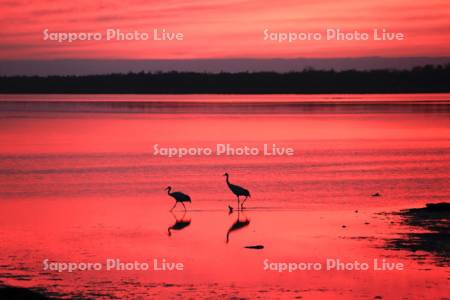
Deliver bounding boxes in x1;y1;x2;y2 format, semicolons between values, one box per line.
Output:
0;285;52;300
386;203;450;266
0;64;449;94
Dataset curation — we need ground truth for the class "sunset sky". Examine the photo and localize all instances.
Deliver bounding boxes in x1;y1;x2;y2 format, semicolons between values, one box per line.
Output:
0;0;449;60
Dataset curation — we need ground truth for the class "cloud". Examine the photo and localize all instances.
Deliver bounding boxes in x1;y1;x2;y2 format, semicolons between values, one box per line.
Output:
0;0;448;59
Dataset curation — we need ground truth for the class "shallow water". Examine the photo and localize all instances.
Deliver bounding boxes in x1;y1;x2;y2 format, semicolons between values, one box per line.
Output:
0;94;449;299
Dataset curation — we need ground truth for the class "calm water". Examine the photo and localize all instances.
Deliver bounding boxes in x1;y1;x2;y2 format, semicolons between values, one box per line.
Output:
0;94;449;299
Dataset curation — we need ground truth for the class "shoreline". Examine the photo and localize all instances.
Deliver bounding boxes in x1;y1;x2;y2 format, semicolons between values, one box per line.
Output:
0;285;53;300
385;202;450;266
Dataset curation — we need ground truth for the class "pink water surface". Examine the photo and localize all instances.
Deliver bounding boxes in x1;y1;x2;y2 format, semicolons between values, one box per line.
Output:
0;94;449;299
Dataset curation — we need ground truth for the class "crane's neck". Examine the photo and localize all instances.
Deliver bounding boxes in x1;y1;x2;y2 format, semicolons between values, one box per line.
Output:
167;187;172;195
225;175;230;185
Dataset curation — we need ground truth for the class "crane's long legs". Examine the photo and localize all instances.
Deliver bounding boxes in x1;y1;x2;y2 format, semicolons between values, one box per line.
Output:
170;201;178;211
181;202;186;211
237;196;240;211
241;196;248;209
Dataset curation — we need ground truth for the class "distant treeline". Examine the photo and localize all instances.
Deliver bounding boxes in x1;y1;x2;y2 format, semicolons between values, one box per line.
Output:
0;64;449;94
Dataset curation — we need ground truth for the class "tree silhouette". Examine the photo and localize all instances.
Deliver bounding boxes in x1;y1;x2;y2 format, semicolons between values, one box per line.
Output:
0;64;448;94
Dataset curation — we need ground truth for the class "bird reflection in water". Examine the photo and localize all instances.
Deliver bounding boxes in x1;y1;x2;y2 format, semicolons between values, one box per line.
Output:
167;211;191;237
226;210;250;243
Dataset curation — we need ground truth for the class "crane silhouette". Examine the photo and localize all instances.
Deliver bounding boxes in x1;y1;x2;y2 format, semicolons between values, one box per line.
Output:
226;210;250;243
167;211;191;236
165;186;191;211
224;173;250;209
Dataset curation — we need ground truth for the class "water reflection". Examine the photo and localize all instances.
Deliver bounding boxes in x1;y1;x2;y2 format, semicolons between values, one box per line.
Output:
167;211;191;237
226;210;250;243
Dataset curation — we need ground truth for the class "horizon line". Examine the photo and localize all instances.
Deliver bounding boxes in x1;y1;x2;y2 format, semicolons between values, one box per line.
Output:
2;57;450;76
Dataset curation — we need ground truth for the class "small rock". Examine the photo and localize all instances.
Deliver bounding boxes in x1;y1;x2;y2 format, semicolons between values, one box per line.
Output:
244;245;264;249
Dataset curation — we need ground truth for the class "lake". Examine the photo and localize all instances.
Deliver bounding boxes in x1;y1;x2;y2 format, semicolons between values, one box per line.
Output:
0;94;449;299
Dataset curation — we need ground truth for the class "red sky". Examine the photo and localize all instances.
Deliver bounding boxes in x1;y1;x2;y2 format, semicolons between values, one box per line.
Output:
0;0;449;59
